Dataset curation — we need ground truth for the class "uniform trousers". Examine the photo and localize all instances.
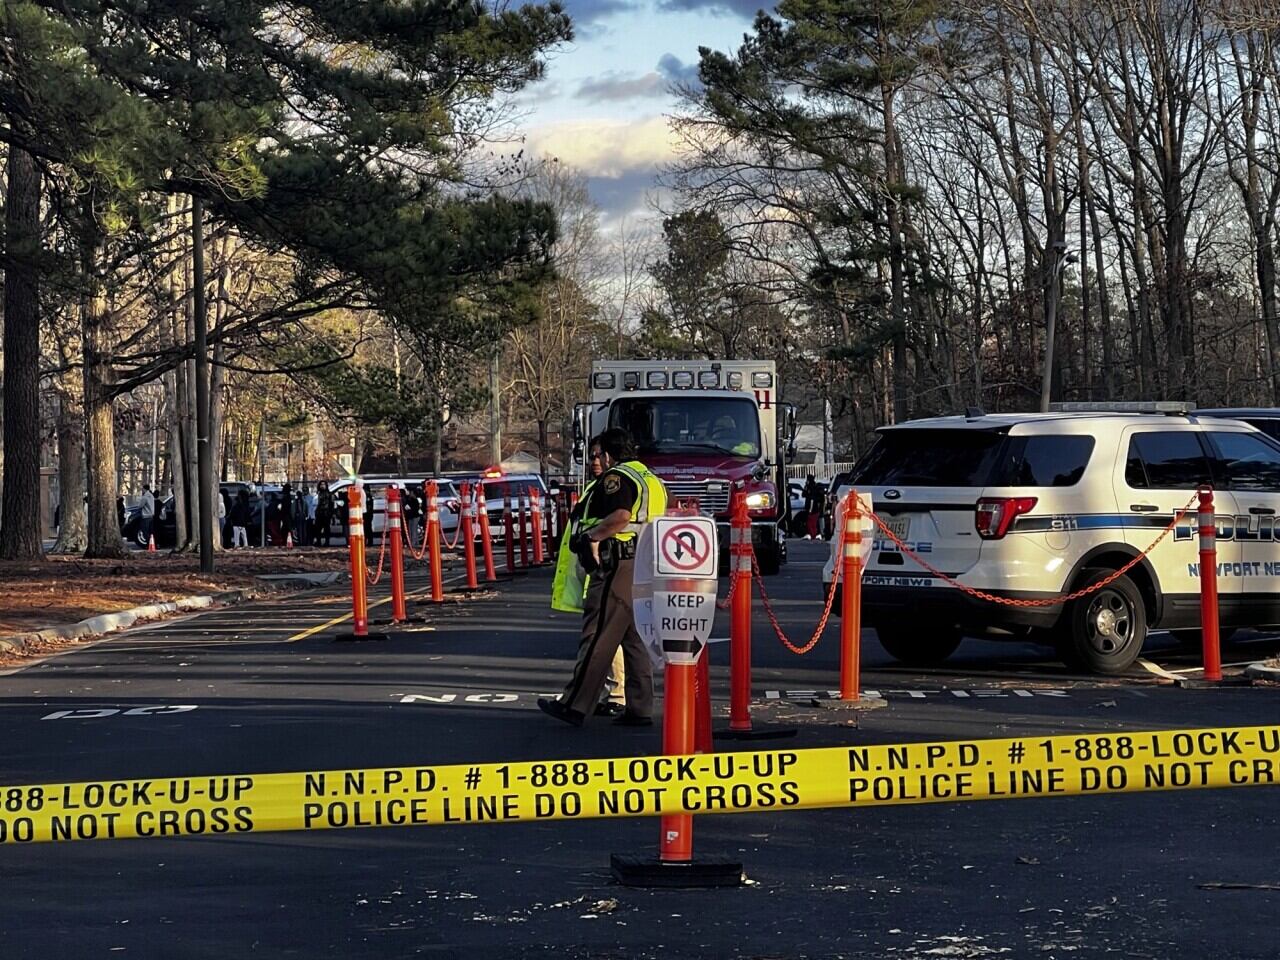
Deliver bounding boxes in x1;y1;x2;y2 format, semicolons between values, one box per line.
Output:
560;557;652;718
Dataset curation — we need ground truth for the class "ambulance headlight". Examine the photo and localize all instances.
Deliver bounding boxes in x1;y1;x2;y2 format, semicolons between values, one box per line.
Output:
744;491;774;510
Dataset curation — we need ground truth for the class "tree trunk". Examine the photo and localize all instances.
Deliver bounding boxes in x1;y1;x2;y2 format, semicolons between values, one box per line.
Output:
50;381;87;554
209;342;227;551
81;240;124;559
167;370;188;549
192;195;214;571
0;144;43;560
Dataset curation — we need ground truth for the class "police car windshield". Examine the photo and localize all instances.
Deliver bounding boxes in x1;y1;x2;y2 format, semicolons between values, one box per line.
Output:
610;397;761;458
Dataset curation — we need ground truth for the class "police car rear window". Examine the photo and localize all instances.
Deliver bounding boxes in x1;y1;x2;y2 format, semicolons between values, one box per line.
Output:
994;436;1095;487
852;430;1007;487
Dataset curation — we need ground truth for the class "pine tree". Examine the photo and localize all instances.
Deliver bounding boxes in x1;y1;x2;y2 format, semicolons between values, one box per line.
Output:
0;0;571;559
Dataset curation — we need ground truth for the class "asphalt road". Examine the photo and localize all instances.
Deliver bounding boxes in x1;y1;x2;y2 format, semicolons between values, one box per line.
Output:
3;540;1279;959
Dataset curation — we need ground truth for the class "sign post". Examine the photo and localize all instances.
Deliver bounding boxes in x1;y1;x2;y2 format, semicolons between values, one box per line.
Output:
613;515;743;888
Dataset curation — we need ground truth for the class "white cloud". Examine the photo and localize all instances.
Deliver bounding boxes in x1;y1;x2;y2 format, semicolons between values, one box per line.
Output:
525;115;677;180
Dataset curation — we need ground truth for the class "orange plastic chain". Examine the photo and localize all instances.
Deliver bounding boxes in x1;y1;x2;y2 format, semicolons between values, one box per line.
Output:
864;491;1199;608
365;525;388;585
751;520;846;655
402;522;429;562
716;568;737;610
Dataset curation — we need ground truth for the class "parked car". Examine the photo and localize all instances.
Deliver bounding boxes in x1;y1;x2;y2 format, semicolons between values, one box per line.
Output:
448;472;553;543
327;477;461;544
821;403;1280;674
1196;408;1280;443
123;483;281;548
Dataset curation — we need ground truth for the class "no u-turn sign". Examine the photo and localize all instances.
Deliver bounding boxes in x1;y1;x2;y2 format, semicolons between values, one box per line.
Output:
655;518;717;579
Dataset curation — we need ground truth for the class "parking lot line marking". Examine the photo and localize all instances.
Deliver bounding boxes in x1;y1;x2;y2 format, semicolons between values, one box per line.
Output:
285;574;467;642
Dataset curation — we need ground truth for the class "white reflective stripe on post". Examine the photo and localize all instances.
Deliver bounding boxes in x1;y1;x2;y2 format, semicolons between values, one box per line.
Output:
1199;506;1216;552
389;516;401;530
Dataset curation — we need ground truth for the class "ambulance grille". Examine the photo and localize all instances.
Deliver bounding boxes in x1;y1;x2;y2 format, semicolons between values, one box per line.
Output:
662;481;730;516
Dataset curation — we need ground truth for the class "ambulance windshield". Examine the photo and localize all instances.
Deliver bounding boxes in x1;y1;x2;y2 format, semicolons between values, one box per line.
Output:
609;396;761;458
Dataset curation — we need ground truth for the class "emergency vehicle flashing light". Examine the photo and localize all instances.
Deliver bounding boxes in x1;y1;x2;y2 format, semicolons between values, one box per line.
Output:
1049;401;1195;415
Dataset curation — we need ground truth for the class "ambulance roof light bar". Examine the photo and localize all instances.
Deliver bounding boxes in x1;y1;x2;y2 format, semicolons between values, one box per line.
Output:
726;371;743;390
646;371;668;389
622;371;640;390
672;371;694;389
592;372;615;390
698;371;720;388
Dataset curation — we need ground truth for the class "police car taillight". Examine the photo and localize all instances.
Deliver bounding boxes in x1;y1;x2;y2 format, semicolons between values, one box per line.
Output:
975;497;1037;539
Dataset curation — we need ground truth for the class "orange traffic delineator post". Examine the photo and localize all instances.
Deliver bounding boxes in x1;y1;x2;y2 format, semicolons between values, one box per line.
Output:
459;482;481;592
336;483;386;640
1198;486;1222;682
815;489;883;711
718;489;797;740
518;492;530;568
839;489;864;701
503;501;518;575
530;487;545;565
728;489;753;730
613;643;743;887
695;645;713;755
475;482;499;583
415;479;446;605
386;485;408;623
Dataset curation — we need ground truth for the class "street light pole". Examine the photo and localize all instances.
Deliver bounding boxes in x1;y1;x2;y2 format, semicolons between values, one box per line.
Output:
1039;241;1077;413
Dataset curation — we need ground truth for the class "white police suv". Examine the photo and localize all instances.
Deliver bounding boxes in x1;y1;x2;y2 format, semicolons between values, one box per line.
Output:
824;403;1280;674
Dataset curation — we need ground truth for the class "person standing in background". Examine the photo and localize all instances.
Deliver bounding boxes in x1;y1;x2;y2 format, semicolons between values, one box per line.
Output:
139;485;156;546
803;474;823;540
303;484;318;545
293;484;308;546
316;481;334;546
230;490;250;548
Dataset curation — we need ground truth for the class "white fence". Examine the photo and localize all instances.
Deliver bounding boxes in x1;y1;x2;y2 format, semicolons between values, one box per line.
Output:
785;462;858;484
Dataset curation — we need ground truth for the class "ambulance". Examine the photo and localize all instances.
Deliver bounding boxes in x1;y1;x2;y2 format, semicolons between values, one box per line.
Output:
573;360;796;573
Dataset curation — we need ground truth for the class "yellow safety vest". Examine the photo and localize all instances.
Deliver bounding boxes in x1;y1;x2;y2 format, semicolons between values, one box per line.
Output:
549;463;667;612
604;461;668;542
551;479;597;614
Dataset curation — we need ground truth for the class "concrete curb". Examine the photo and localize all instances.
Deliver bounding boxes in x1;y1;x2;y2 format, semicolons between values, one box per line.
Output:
0;595;215;656
1243;661;1280;682
0;571;341;657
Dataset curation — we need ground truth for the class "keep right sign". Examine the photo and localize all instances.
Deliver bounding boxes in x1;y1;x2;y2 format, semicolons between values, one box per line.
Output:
636;515;719;665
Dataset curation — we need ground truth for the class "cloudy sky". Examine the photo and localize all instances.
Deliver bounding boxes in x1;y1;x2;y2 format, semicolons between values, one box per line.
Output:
512;0;768;226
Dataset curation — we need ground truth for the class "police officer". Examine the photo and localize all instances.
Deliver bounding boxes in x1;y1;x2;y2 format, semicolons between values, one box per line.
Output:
551;437;626;717
539;428;667;727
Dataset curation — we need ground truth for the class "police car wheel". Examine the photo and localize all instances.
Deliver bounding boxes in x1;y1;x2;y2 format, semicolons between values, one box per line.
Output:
1066;570;1147;674
876;624;962;666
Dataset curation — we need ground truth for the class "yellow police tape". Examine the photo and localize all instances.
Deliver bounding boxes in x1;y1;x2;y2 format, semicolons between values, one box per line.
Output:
3;725;1278;844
